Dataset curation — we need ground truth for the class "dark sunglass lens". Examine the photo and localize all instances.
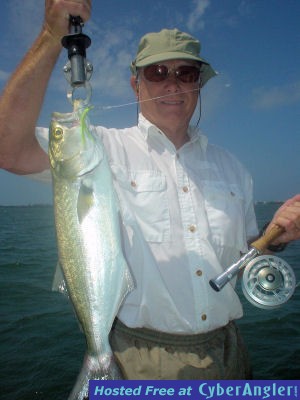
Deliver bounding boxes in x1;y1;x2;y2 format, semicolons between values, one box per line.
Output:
144;65;168;82
143;64;200;83
177;66;200;83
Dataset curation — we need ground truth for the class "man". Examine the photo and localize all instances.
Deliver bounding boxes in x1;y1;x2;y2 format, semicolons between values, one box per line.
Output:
0;0;299;380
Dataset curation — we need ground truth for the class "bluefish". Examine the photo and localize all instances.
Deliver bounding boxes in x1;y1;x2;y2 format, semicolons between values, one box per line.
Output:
49;102;133;400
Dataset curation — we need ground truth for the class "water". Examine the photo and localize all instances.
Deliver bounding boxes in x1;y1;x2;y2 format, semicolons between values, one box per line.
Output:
0;204;299;399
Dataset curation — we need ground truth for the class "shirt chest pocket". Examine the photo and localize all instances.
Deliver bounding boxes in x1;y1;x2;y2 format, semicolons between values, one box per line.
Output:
203;183;247;251
111;167;171;243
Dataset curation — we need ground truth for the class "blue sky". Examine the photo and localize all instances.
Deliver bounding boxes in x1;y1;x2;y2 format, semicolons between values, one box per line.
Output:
0;0;299;204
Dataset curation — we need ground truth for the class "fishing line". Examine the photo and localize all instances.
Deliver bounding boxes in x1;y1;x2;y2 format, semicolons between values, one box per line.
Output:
75;87;201;113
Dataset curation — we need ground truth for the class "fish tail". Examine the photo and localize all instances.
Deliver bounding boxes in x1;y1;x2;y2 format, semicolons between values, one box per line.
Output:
67;351;123;400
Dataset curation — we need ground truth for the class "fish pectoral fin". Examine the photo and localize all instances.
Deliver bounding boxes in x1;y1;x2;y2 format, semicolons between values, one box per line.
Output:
52;261;69;297
77;182;95;223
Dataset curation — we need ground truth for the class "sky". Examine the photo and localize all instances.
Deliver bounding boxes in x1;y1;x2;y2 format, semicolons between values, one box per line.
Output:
0;0;299;205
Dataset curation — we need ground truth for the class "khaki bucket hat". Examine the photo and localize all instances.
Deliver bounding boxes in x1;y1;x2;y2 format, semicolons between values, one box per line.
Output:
130;28;216;86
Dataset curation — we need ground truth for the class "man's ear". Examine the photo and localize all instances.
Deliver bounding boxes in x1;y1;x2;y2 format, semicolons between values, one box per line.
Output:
130;75;139;97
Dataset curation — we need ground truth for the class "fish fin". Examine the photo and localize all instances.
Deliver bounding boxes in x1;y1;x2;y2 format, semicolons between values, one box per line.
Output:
77;181;95;223
52;262;69;298
67;352;123;399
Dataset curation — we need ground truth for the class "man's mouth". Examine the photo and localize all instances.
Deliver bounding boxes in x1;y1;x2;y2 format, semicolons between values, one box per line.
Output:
160;100;183;105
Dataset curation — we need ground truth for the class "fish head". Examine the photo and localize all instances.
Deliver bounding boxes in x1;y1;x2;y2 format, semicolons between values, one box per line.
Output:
49;106;102;179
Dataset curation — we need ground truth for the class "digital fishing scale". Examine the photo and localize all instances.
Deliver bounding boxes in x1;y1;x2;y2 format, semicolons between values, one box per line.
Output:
62;15;93;104
210;225;297;309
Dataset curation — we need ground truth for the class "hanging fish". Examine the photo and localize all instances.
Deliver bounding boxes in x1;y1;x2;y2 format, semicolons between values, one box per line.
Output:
49;101;133;400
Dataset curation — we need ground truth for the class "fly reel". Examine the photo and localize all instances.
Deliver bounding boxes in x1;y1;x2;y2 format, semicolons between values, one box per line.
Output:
242;255;296;309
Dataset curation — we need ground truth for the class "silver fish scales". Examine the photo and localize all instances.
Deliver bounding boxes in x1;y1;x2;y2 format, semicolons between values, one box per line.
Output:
49;102;133;400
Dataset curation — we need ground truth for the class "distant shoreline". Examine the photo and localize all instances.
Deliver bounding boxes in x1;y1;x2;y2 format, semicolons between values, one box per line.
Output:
0;201;284;207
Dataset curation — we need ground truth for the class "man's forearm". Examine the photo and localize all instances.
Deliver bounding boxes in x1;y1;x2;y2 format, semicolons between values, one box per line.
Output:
0;28;62;174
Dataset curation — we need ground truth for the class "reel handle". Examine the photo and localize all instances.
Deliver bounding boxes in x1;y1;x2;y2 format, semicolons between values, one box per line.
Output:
251;224;284;253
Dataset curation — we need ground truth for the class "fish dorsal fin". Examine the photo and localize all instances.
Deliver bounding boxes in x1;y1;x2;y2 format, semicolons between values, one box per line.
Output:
77;180;94;223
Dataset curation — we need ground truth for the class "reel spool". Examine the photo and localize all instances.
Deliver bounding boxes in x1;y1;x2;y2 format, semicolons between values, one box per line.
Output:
242;255;296;309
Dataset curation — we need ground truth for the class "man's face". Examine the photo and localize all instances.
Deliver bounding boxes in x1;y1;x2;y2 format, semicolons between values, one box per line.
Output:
131;59;200;135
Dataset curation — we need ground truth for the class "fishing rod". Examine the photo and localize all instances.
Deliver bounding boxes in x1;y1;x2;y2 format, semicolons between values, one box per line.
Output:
209;225;296;309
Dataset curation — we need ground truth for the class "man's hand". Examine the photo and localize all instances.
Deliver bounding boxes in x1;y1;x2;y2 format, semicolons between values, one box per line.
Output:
43;0;92;42
266;194;300;245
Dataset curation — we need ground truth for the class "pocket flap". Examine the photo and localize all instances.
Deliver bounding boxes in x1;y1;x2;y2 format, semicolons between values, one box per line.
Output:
111;166;167;193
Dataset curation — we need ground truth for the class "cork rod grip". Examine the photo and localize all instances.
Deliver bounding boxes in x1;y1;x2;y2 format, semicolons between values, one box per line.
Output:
251;224;285;253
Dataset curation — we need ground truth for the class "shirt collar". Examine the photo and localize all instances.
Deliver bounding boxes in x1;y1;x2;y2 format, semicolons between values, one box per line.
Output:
138;113;208;152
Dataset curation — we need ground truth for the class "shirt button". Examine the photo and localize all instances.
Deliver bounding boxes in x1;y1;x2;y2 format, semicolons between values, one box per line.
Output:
130;181;137;188
201;314;207;321
182;186;189;193
196;270;202;276
189;225;196;233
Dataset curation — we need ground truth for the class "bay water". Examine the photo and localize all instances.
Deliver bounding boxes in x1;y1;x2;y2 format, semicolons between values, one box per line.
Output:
0;203;299;399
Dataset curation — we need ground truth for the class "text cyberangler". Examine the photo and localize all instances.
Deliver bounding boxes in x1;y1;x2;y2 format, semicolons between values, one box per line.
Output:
91;381;298;399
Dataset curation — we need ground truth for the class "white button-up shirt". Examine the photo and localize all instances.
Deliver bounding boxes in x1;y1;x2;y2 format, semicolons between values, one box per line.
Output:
34;114;258;334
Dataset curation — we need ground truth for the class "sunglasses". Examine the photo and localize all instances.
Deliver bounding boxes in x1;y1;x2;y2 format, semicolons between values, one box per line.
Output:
143;64;201;83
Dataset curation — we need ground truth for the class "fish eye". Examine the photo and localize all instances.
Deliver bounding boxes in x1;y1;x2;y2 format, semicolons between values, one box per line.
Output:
54;127;63;140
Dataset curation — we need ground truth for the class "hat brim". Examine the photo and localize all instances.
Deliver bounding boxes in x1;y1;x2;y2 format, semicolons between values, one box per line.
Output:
131;52;217;86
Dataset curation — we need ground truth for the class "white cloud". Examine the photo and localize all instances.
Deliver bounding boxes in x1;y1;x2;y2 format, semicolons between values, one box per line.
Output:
186;0;211;32
79;24;136;99
252;81;300;109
